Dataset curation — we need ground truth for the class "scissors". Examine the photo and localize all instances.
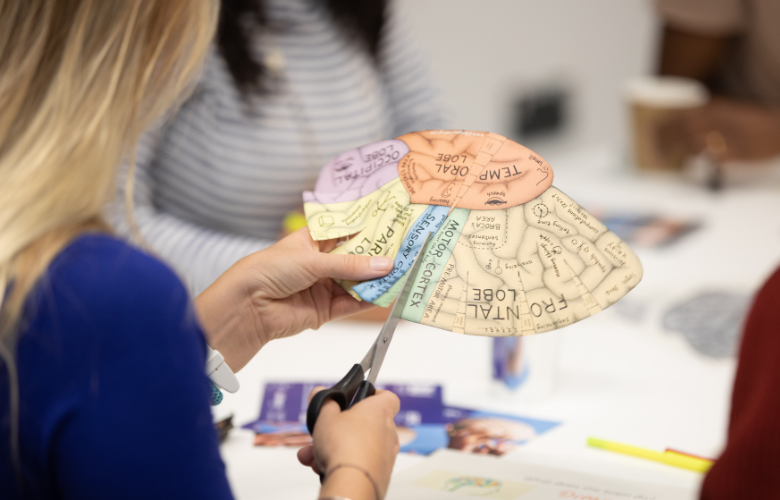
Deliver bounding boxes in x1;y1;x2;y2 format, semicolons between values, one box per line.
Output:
306;232;432;436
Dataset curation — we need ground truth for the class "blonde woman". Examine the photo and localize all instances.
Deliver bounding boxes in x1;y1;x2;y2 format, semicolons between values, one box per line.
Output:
0;2;399;499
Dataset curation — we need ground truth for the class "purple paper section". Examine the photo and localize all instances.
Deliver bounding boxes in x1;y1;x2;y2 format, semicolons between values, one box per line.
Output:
303;140;408;204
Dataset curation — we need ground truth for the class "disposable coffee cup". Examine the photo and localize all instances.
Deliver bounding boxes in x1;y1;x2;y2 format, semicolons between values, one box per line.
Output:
626;77;709;171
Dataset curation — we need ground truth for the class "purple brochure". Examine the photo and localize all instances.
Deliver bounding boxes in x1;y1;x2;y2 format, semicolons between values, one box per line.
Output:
242;382;558;456
242;382;444;440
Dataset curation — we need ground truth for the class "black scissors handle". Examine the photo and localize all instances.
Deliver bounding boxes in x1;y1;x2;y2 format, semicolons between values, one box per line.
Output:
353;379;376;404
306;364;377;435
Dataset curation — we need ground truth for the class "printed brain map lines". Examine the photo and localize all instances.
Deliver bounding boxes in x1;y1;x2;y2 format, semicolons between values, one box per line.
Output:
303;130;643;337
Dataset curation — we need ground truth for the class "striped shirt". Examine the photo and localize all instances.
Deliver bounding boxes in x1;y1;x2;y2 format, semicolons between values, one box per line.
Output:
112;0;448;294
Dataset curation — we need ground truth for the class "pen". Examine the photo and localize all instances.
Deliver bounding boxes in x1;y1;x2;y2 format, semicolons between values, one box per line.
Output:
587;437;714;473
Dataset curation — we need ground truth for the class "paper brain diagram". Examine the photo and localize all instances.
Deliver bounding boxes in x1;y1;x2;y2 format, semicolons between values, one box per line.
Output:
304;130;643;337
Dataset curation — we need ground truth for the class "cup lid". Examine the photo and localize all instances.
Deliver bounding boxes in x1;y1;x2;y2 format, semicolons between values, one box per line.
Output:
626;77;709;108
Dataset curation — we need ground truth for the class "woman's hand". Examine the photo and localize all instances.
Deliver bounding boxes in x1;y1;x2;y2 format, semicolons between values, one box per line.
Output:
194;228;393;371
662;98;780;162
298;388;400;500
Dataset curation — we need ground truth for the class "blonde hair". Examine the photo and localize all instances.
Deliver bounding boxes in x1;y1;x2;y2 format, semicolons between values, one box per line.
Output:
0;0;218;332
0;0;218;477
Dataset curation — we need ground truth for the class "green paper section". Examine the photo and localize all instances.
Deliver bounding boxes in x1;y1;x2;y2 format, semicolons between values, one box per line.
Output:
400;209;470;322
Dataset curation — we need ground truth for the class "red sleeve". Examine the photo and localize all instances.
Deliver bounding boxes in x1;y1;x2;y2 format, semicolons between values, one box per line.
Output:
700;266;780;499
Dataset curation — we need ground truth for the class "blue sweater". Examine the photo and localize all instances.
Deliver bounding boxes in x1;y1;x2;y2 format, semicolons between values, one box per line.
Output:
0;235;234;499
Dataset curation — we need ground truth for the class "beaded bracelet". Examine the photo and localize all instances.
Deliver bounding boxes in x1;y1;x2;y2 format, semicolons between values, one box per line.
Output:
209;382;224;406
322;463;381;500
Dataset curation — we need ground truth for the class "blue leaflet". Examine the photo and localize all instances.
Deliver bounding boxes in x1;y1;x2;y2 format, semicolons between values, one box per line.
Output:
353;205;450;303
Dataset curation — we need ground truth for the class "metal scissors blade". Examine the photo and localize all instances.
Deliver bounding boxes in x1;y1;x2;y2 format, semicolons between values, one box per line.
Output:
360;232;432;384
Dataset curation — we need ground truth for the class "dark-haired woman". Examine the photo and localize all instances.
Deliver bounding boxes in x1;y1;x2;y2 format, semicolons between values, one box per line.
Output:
115;0;448;293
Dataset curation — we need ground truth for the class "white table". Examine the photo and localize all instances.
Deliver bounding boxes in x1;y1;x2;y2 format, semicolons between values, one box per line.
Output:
214;148;780;499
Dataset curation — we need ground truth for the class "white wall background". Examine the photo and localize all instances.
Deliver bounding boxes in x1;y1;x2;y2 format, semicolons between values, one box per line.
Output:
397;0;660;156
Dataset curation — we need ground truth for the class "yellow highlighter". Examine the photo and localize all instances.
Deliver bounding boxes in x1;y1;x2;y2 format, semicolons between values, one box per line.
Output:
587;437;714;473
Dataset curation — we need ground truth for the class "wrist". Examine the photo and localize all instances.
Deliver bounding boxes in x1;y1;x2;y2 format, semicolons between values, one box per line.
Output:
194;261;266;372
320;464;381;500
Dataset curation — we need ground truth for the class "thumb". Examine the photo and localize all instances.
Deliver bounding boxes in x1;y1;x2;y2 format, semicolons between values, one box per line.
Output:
311;252;395;282
353;389;401;419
